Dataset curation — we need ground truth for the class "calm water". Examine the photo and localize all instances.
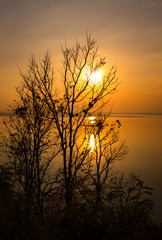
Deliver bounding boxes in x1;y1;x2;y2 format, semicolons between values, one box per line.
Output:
0;114;162;223
110;114;162;224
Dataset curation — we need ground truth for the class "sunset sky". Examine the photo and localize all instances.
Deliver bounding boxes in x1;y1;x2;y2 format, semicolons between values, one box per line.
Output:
0;0;162;114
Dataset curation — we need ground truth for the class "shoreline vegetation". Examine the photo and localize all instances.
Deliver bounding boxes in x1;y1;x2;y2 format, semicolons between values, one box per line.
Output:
1;162;162;239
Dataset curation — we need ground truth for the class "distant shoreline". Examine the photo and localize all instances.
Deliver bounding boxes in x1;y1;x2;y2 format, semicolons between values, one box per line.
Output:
109;113;162;117
0;111;162;117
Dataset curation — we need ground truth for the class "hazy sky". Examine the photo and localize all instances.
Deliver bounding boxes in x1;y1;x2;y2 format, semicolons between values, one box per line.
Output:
0;0;162;113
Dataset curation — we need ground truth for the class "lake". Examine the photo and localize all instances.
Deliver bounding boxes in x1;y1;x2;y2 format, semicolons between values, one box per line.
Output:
109;114;162;224
0;114;162;223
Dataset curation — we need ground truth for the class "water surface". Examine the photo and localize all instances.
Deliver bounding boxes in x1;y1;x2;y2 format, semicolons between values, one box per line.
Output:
0;114;162;223
110;114;162;223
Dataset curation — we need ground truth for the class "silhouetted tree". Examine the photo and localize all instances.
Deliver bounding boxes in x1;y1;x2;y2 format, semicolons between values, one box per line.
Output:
0;70;60;218
28;34;119;209
82;116;128;219
0;163;14;206
107;173;154;225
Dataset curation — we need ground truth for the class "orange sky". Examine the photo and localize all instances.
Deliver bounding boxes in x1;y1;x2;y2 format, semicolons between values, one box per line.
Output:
0;0;162;114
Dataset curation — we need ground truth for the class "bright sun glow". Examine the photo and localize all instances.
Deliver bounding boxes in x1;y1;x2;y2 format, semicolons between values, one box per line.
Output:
86;69;102;84
88;116;96;120
88;117;96;124
90;120;95;124
89;134;95;151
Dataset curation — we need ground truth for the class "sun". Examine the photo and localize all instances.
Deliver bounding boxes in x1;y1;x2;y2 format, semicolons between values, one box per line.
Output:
85;69;103;85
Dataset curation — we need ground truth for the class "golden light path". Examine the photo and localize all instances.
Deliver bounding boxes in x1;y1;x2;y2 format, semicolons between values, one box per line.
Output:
88;117;95;120
88;116;96;124
88;116;96;151
89;134;95;151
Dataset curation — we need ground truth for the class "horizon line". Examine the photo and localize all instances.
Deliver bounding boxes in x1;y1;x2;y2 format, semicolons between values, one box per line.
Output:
0;111;162;117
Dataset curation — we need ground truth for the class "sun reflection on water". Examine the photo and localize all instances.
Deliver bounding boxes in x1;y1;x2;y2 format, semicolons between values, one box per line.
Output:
88;116;96;120
89;134;95;151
